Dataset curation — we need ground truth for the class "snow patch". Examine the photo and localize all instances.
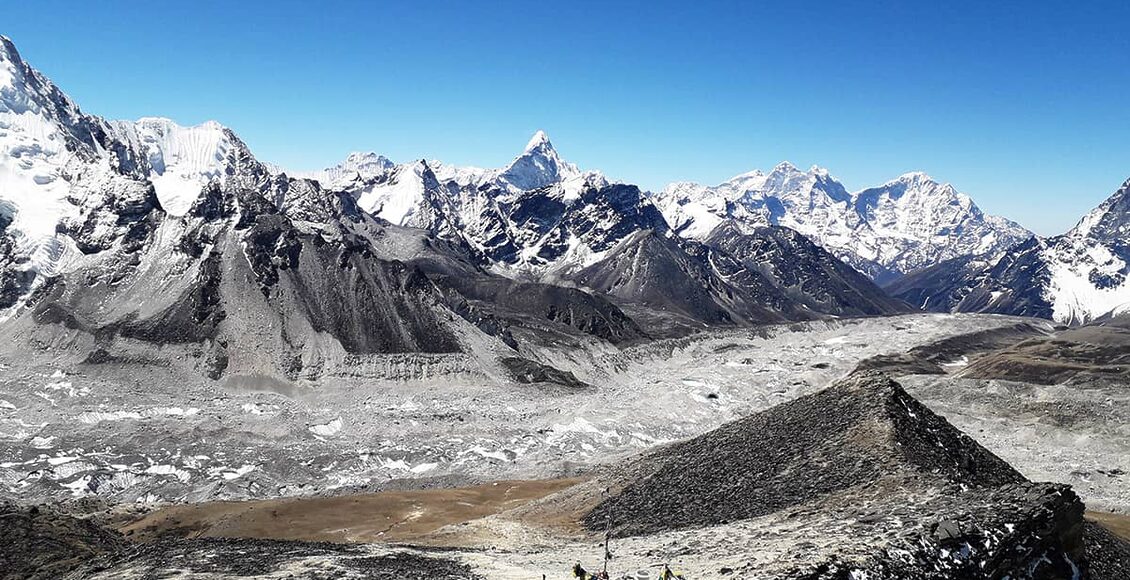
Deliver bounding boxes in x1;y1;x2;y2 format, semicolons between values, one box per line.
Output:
309;418;343;438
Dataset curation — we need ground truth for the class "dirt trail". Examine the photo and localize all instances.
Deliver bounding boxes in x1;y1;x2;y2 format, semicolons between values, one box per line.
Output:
120;478;586;545
1090;511;1130;541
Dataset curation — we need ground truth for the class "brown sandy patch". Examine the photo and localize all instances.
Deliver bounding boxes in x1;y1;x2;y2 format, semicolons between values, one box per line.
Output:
1089;511;1130;542
120;478;586;545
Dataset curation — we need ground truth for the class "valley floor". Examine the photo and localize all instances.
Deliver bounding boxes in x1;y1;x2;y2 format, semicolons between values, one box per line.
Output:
2;313;1128;578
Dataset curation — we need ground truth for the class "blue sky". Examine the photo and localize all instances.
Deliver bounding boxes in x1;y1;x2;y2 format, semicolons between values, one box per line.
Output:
6;0;1129;234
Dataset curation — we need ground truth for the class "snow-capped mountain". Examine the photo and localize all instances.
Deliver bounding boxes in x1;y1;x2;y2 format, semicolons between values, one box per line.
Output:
111;117;253;216
294;151;395;187
653;164;1031;283
314;132;657;276
0;32;913;368
496;130;581;191
887;178;1130;324
0;34;150;306
0;34;571;374
0;34;872;378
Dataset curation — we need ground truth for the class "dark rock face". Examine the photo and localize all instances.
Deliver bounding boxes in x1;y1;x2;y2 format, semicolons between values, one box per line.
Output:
571;229;792;330
0;231;34;309
119;249;227;343
885;237;1054;318
556;374;1105;578
112;538;482;579
279;239;462;354
438;275;646;345
768;483;1087;580
0;502;128;580
705;222;913;316
583;374;1024;537
1085;521;1130;580
567;221;913;336
501;357;590;389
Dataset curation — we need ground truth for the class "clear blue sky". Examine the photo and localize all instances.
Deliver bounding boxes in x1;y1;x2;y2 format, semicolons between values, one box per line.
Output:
6;1;1129;234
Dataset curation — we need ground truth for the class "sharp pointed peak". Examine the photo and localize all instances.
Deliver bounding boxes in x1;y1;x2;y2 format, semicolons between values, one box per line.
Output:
772;160;801;173
523;129;552;153
0;35;21;62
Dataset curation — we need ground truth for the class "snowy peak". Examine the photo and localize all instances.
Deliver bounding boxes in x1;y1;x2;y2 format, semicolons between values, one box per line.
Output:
111;117;254;216
1067;177;1130;242
771;160;800;174
0;35;104;159
523;129;552;153
343;151;395;172
312;151;396;186
0;35;30;93
654;163;1030;280
890;170;934;184
351;158;443;225
888;177;1130;325
870;172;961;201
498;130;580;191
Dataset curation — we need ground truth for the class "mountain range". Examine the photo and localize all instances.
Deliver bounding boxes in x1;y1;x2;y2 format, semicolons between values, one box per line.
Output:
888;177;1130;324
653;165;1031;283
1;31;1126;370
0;34;913;381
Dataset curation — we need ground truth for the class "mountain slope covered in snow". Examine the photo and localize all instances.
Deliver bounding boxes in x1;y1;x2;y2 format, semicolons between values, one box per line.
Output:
887;178;1130;324
653;164;1031;283
0;33;923;376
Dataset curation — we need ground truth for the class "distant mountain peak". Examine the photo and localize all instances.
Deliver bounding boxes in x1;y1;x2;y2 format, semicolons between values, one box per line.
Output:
524;129;552;153
499;130;579;191
0;35;20;65
344;151;391;164
135;116;224;130
894;170;935;183
654;162;1030;280
772;161;800;173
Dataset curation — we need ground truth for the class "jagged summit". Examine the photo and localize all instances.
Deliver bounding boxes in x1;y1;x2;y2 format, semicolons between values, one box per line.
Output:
889;175;1130;324
0;41;19;83
771;160;799;173
892;170;935;183
499;130;579;191
523;129;551;152
344;150;394;166
1069;176;1130;241
0;35;24;69
654;162;1031;281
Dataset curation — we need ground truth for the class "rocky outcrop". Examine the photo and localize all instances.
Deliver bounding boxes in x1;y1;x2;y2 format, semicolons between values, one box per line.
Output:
582;374;1024;536
528;373;1103;578
0;502;127;580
